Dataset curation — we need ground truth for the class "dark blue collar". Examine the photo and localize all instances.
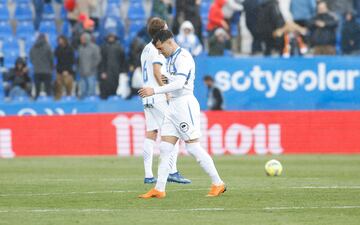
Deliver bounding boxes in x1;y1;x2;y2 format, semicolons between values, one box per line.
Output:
169;47;181;58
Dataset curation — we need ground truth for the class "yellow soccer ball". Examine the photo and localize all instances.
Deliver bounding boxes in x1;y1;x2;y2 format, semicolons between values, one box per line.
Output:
265;159;283;176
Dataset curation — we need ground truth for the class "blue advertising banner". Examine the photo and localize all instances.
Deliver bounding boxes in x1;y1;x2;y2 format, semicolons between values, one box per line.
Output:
0;97;142;116
1;56;360;116
194;56;360;110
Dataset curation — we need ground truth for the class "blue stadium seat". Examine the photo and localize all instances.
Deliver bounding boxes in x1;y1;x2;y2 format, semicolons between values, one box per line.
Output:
16;20;34;39
36;95;52;102
0;21;12;38
61;20;71;36
106;3;121;18
84;96;101;102
128;19;145;38
4;51;19;68
14;3;33;20
43;3;55;20
39;20;57;34
23;35;36;54
202;19;208;38
60;5;67;20
200;1;211;20
2;36;19;51
12;95;31;103
98;16;125;44
60;96;78;102
0;4;10;21
15;0;31;4
127;2;145;20
108;0;121;4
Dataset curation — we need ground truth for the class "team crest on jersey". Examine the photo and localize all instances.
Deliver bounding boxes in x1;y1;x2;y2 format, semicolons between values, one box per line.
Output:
179;122;189;133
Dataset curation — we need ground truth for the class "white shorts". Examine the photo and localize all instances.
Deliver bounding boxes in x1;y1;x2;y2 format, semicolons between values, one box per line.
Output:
144;101;169;132
161;95;201;141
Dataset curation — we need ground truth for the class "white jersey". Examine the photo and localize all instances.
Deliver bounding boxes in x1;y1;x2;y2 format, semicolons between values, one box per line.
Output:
165;47;195;98
140;42;167;105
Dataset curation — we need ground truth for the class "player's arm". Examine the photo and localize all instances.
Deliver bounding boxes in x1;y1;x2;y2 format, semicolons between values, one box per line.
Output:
138;75;186;97
153;63;165;86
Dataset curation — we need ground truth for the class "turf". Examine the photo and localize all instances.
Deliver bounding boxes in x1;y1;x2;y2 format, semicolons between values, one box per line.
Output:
0;155;359;225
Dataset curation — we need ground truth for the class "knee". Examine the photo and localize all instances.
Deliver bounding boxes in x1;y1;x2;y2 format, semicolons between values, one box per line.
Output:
159;141;175;155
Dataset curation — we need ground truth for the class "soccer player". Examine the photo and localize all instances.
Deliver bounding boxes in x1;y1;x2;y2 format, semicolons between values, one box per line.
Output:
140;18;191;184
138;30;226;198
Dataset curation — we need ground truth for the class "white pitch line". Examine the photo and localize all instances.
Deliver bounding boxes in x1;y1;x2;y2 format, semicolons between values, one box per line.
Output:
264;206;360;210
0;208;225;214
291;186;360;189
0;190;135;197
0;188;208;197
1;206;359;214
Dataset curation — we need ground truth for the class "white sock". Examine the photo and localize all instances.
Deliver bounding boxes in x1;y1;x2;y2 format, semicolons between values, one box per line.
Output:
143;138;155;178
169;142;179;174
155;142;175;192
186;142;223;185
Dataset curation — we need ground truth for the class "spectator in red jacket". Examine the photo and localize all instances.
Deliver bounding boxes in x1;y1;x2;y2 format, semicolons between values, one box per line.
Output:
207;0;229;34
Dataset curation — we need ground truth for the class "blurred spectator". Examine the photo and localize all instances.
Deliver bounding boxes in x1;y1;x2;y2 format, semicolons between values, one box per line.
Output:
341;11;360;55
243;0;262;54
355;0;360;20
223;0;244;19
83;17;95;34
128;37;145;97
290;0;317;27
98;16;126;45
207;0;229;34
151;0;172;22
33;0;44;31
78;32;101;98
203;75;224;110
275;0;308;57
30;34;54;98
3;58;31;100
208;28;230;56
309;1;338;55
71;14;87;49
176;21;203;57
173;0;202;42
99;33;127;99
322;0;353;15
89;0;106;30
255;0;285;55
54;35;75;100
66;0;97;27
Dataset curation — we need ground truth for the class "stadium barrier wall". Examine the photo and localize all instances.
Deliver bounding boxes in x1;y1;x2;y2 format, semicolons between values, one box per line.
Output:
1;56;360;116
1;111;360;157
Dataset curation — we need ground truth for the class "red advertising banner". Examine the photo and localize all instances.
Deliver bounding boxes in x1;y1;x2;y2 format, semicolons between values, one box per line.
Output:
0;111;360;157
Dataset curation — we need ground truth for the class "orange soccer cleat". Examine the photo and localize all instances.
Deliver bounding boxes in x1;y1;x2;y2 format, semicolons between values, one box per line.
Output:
206;183;226;197
138;188;166;199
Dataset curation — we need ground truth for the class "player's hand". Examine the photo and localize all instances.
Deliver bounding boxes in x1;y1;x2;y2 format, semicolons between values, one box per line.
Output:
138;87;155;98
161;75;168;84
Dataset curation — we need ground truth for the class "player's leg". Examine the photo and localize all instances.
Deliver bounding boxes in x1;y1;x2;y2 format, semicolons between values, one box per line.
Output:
139;135;179;199
185;139;226;197
152;101;191;184
139;118;180;199
143;130;157;184
178;96;225;196
167;142;191;184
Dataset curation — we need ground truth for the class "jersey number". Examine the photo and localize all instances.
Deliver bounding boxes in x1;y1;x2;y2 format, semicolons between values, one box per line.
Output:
143;61;148;82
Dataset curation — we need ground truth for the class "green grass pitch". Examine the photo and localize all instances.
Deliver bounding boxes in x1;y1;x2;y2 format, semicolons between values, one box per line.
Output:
0;155;359;225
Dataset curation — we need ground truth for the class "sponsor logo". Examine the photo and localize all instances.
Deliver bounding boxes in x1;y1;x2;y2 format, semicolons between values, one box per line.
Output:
215;63;360;98
179;122;189;133
0;129;15;158
112;113;283;156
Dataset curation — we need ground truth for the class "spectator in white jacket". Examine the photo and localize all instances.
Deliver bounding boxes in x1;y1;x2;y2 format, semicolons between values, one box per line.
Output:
175;21;203;57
